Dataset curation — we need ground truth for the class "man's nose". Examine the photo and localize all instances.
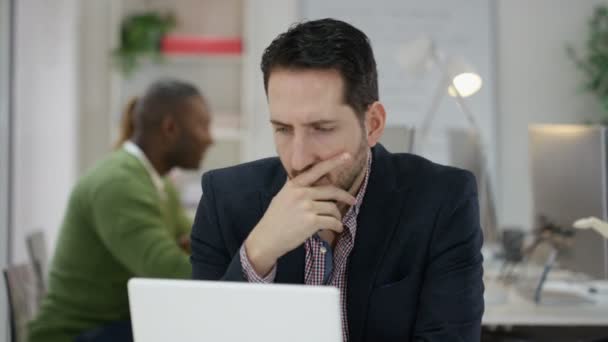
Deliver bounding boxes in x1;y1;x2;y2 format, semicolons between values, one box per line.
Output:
206;133;214;147
203;128;214;147
290;134;315;173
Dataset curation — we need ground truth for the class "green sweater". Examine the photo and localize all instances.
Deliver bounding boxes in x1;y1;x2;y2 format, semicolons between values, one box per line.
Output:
28;149;193;342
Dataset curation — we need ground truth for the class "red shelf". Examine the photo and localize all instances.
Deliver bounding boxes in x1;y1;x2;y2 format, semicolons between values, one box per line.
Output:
161;35;242;55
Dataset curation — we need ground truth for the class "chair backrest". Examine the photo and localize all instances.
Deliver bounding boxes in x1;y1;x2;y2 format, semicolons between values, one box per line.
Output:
25;231;47;300
3;263;40;342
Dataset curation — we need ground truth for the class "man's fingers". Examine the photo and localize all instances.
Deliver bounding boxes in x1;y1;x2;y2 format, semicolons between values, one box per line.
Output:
314;215;344;234
312;201;342;221
291;153;351;186
309;186;356;206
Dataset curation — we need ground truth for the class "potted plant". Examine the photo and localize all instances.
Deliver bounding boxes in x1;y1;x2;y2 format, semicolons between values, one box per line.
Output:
567;5;608;125
113;11;176;76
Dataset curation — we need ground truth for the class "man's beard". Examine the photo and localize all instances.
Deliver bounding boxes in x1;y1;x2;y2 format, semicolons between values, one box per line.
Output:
335;141;368;191
289;132;369;191
167;139;202;170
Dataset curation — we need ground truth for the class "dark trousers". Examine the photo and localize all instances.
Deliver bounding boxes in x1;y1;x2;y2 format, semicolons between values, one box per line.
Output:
74;320;133;342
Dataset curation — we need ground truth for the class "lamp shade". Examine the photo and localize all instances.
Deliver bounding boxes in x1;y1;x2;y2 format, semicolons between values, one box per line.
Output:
398;39;483;98
446;57;482;97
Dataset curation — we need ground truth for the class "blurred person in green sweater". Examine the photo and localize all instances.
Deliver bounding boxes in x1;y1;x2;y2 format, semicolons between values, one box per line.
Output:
28;79;214;342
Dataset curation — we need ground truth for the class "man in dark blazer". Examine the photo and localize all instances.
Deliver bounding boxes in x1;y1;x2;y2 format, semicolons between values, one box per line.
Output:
191;18;484;342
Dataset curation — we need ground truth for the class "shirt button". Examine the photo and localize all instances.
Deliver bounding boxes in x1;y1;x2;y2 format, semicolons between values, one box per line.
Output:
320;246;327;254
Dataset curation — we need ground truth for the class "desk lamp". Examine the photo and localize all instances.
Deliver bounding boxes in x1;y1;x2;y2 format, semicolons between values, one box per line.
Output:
398;37;497;242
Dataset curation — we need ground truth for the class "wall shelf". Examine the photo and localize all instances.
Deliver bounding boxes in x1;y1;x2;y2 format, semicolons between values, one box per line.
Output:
161;54;242;65
161;35;242;55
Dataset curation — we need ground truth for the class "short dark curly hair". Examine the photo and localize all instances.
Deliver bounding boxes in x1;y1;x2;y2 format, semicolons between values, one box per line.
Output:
261;18;379;120
134;78;203;131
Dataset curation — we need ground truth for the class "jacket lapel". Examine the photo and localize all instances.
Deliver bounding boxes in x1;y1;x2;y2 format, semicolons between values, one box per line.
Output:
347;145;410;342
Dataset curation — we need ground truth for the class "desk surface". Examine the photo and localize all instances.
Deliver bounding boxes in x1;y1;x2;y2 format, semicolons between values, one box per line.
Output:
483;279;608;326
482;252;608;327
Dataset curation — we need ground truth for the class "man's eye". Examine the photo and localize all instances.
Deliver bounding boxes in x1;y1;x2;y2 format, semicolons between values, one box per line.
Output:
275;126;290;133
316;126;334;132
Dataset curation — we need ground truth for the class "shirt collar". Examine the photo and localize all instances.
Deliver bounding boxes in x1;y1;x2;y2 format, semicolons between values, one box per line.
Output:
343;149;372;235
354;149;372;214
123;141;165;193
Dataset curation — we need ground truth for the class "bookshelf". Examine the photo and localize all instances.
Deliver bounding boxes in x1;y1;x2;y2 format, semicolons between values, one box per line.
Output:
108;0;247;209
78;0;298;209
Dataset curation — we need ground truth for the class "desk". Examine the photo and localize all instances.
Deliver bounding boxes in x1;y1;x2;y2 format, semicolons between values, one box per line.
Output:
483;259;608;327
484;279;608;326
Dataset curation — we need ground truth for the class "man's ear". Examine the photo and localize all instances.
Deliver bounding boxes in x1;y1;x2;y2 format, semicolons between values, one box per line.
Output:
161;115;179;140
364;101;386;147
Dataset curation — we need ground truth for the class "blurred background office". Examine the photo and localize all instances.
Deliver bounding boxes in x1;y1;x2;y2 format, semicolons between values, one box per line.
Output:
2;0;608;341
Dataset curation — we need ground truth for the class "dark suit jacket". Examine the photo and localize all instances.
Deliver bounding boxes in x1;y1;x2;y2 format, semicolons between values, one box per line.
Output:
191;144;484;342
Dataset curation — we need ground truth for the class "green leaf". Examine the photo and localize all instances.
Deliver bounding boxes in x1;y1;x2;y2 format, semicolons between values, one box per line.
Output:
112;11;176;77
566;5;608;124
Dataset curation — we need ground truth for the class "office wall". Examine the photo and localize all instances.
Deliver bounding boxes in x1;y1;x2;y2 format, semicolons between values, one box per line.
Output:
242;0;298;162
78;0;113;173
1;0;12;339
11;0;79;263
496;0;604;230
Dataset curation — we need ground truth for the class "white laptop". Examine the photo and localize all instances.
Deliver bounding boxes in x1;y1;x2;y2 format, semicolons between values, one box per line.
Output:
128;278;342;342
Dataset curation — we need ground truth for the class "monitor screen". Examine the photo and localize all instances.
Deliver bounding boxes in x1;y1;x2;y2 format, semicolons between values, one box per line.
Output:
529;124;608;279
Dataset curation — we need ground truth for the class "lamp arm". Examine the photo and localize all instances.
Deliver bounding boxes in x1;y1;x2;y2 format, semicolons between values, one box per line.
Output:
450;81;482;134
444;60;499;241
413;45;499;240
415;75;449;153
418;50;484;147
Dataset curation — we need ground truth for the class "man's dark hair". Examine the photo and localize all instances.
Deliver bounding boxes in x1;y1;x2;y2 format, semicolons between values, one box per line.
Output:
133;78;203;132
261;18;378;119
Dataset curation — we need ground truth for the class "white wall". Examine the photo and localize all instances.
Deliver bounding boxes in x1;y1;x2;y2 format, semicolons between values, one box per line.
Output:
242;0;298;161
12;0;79;263
1;0;11;339
78;0;113;173
496;0;604;230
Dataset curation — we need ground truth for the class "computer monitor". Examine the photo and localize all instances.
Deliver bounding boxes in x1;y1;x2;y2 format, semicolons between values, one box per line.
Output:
529;124;608;279
447;128;499;245
379;125;415;153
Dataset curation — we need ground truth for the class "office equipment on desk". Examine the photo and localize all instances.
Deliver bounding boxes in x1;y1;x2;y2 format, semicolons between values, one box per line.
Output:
483;260;608;327
529;124;608;279
484;229;608;328
501;228;525;264
484;281;608;327
514;245;596;306
128;278;341;342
